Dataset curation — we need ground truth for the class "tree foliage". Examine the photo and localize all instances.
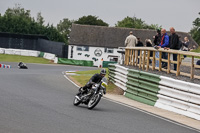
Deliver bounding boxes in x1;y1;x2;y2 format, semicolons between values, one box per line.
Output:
115;16;161;30
0;4;65;43
74;15;109;26
190;12;200;45
57;18;73;43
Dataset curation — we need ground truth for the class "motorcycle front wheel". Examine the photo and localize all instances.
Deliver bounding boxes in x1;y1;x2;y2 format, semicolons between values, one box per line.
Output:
87;94;101;110
73;95;81;106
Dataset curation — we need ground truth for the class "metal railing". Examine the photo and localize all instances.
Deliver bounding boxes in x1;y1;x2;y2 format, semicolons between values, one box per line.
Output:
125;47;200;79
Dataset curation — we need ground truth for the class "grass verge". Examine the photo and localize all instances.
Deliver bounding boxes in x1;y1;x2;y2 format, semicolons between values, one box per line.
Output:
69;69;123;94
0;54;53;64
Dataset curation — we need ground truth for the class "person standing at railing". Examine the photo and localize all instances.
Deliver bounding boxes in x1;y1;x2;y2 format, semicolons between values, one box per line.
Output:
157;29;170;68
169;27;180;71
136;37;144;63
145;39;153;63
153;29;161;67
153;29;161;46
182;37;190;58
125;31;138;47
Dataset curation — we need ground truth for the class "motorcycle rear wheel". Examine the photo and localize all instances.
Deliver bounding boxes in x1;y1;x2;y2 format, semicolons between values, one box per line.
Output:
87;94;101;110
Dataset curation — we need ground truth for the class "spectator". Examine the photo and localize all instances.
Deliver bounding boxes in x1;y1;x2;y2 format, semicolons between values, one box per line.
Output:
145;39;152;47
197;60;200;66
125;31;138;47
145;39;153;63
136;37;144;63
153;30;161;67
182;37;190;58
153;29;161;46
169;27;180;71
157;29;170;68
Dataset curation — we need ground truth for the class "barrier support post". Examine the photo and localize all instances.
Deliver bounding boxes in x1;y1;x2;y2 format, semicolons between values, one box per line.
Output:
159;51;162;71
191;56;194;79
152;51;155;70
146;50;150;71
135;50;138;67
167;53;171;73
142;50;146;70
176;54;181;76
139;50;142;68
132;50;135;66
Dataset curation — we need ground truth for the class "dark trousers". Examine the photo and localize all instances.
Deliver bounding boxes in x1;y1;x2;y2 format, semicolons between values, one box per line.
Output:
83;82;93;90
173;54;177;71
162;52;168;67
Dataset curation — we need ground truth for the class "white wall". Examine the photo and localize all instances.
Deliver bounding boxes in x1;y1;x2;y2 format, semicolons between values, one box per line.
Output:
68;45;123;66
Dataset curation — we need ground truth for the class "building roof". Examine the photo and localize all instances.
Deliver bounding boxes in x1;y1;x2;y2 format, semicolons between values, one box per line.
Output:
69;24;198;49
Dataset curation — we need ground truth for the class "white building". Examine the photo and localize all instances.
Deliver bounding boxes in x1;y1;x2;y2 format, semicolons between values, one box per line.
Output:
68;24;197;67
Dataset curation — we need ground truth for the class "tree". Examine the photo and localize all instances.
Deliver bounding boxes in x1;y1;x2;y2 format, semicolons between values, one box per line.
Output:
0;5;66;43
36;12;45;26
190;12;200;45
74;15;108;26
57;18;73;44
115;16;161;30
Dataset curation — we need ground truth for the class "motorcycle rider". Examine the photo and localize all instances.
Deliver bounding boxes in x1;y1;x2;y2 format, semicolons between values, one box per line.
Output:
18;61;24;67
77;69;106;98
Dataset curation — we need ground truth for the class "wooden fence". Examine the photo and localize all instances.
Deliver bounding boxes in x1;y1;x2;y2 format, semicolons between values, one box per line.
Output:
125;47;200;79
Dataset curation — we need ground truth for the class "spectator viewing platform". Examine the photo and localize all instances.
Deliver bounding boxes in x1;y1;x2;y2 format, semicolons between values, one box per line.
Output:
124;47;200;80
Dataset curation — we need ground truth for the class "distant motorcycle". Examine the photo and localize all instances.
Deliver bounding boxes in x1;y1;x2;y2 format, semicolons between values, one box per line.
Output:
18;62;28;69
73;77;107;109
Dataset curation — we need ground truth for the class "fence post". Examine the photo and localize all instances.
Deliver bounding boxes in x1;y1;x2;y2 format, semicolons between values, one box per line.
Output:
191;56;194;79
129;49;132;65
159;51;162;71
167;53;171;73
125;49;127;65
152;51;155;70
127;49;130;65
139;50;142;68
132;50;135;66
146;50;150;71
142;50;146;70
135;50;138;67
176;54;181;76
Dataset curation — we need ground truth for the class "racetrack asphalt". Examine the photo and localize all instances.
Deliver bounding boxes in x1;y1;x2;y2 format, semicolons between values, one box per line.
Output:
0;62;199;133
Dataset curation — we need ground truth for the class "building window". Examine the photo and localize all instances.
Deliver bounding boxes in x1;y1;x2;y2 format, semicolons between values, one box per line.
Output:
104;48;114;53
77;46;89;51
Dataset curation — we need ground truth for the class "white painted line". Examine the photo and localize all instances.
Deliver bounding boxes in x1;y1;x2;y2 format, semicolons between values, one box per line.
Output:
63;72;200;133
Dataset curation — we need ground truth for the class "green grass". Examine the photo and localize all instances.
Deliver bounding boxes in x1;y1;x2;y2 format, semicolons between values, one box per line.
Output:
0;54;53;64
191;47;200;53
70;68;118;93
188;47;200;59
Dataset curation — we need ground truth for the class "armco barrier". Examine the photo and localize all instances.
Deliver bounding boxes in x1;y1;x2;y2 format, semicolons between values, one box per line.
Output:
108;64;200;120
43;53;56;60
2;48;40;57
0;48;5;54
125;69;160;106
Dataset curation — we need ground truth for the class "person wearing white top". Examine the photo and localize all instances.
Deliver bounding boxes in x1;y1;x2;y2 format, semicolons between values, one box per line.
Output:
125;31;138;47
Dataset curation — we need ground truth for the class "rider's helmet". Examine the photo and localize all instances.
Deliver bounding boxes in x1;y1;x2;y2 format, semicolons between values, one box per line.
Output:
100;69;106;75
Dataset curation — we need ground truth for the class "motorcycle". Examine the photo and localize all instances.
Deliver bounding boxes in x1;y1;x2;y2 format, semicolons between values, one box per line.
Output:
73;77;107;110
18;62;28;69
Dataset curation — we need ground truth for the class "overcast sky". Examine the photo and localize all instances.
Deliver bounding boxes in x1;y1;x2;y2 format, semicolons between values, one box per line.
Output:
0;0;199;32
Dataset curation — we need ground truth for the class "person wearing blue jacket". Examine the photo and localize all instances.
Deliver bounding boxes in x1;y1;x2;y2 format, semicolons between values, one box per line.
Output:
157;29;169;68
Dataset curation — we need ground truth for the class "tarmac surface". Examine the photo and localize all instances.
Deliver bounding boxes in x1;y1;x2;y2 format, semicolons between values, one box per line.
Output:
0;62;199;133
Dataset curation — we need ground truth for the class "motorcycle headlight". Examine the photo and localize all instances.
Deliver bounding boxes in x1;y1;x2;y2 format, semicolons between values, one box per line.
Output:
101;82;107;88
